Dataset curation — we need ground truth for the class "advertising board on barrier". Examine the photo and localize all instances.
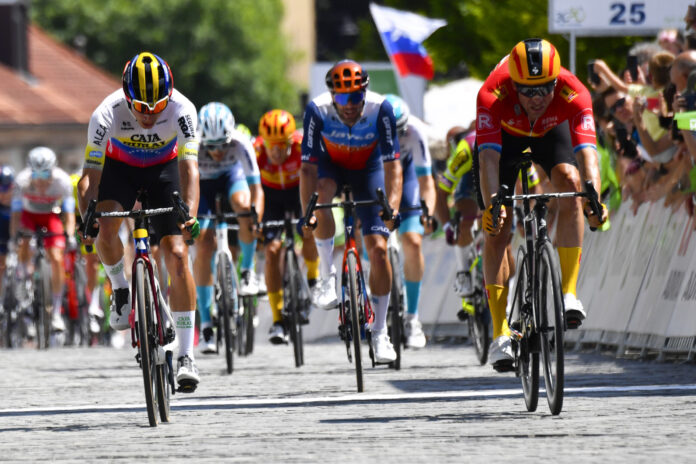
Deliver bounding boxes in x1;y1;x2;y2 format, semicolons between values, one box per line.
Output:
665;212;696;337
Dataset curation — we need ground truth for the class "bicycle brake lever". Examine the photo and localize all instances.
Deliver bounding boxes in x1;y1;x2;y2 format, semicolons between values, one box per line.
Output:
172;191;194;245
375;188;393;221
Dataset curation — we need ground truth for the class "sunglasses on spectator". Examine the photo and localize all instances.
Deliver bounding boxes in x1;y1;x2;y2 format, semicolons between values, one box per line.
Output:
333;90;366;106
31;169;51;180
131;95;169;115
515;80;556;98
609;97;627;114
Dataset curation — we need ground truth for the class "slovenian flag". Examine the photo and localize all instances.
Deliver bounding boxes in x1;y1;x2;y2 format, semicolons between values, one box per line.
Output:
369;3;446;80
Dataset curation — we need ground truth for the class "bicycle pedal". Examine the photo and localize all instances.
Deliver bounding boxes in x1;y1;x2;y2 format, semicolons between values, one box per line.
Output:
177;379;198;393
456;309;469;322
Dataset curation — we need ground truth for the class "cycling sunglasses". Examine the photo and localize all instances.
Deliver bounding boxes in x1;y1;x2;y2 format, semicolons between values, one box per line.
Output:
515;80;556;98
203;141;232;151
31;169;51;180
131;95;169;115
609;97;627;114
333;90;366;106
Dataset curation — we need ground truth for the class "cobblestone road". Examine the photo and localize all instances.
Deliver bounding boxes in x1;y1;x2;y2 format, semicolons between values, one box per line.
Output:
2;337;695;462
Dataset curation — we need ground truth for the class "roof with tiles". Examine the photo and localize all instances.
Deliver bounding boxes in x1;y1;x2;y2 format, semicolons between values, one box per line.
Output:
0;24;120;126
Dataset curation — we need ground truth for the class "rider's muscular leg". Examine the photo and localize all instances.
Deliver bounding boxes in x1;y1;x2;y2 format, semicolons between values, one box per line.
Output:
265;240;283;323
315;178;337;279
483;219;513;339
230;190;256;272
301;232;319;284
161;235;196;359
401;231;423;316
365;234;391;332
550;164;583;295
95;203;128;290
48;246;65;315
194;228;215;328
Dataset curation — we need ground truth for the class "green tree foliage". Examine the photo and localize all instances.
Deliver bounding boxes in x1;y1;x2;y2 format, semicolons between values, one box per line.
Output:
353;0;644;84
31;0;299;127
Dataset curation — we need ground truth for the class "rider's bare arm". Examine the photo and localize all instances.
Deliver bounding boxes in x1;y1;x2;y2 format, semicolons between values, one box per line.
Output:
383;159;402;212
478;147;502;207
178;158;200;219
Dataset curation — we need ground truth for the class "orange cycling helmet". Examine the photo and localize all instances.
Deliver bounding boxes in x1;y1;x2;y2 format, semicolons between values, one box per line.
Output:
325;60;369;93
258;109;296;143
508;39;560;85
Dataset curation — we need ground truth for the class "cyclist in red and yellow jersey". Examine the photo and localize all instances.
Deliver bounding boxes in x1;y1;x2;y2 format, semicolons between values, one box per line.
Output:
255;110;319;344
476;39;607;371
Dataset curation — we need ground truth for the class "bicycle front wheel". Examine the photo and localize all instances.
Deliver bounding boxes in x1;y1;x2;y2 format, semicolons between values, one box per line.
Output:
347;252;364;392
135;261;158;427
217;255;235;374
469;290;491;365
284;249;304;368
510;246;539;412
538;240;565;415
35;257;51;350
387;247;403;370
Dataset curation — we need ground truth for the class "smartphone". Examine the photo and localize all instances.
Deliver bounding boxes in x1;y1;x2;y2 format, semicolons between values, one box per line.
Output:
645;97;659;111
587;60;600;85
627;55;638;81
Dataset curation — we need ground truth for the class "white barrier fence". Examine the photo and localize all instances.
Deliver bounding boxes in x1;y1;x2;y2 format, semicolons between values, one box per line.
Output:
571;198;696;360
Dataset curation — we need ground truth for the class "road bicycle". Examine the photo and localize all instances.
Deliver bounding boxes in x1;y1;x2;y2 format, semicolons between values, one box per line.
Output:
489;152;602;415
306;185;400;392
258;199;316;369
64;247;90;346
198;196;257;374
463;221;492;365
377;196;435;371
83;191;192;427
1;248;26;348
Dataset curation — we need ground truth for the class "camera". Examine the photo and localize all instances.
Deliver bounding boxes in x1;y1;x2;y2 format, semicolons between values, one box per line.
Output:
626;54;638;81
615;124;638;159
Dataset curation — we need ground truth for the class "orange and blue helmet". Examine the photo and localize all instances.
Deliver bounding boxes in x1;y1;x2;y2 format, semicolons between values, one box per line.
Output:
508;39;561;86
122;52;174;114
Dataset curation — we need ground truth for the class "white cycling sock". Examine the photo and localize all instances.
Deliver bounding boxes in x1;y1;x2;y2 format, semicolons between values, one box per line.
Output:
52;293;62;315
174;311;195;359
316;237;335;278
455;244;473;272
371;292;390;333
103;258;129;290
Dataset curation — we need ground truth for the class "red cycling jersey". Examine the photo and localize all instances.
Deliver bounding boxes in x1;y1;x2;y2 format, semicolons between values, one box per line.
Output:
254;131;302;190
476;57;596;153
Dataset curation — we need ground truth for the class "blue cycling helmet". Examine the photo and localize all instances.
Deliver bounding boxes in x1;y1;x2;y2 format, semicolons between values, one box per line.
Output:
384;94;409;134
0;165;15;192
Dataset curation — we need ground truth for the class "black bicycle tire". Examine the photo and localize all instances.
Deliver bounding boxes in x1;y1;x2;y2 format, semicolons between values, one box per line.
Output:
512;246;539;412
244;296;255;355
218;255;234;374
347;252;364;392
470;290;491;365
236;298;246;356
538;240;565;415
284;248;303;368
2;272;16;348
154;283;171;422
35;257;51;350
388;248;402;370
135;261;158;427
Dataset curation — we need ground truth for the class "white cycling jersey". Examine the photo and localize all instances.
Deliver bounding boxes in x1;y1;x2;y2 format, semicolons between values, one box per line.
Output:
198;129;261;183
11;167;74;215
398;115;432;178
83;89;199;170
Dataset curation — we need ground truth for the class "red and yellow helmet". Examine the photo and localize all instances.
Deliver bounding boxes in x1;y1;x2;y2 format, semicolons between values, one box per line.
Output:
325;60;369;93
258;110;296;144
508;39;560;85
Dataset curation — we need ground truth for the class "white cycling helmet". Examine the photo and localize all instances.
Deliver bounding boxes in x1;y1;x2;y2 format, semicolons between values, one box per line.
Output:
384;94;409;134
28;146;57;172
197;102;236;145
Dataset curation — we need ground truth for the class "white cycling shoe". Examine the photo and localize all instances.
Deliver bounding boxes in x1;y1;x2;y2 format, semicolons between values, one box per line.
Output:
371;329;397;363
489;335;514;372
316;274;338;310
563;293;586;329
405;317;426;349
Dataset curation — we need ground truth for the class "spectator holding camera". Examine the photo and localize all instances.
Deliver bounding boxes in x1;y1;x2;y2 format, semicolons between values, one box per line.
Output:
670;51;696;161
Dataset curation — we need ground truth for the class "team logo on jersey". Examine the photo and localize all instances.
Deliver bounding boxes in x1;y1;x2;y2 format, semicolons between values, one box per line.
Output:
492;85;509;101
560;85;578;103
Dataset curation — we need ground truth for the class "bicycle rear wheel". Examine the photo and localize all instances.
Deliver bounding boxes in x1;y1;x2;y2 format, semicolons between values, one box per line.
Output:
538;240;565;415
284;249;304;368
217;255;235;374
135;261;158;427
510;246;539;412
35;257;51;350
469;289;491;365
387;248;403;370
243;296;256;355
347;251;364;392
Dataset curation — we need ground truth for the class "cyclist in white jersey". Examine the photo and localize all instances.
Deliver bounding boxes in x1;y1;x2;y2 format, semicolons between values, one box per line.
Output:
11;147;76;333
78;52;201;390
194;102;264;353
384;95;436;349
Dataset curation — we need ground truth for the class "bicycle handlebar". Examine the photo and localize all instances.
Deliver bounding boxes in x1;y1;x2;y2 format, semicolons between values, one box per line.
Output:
375;188;393;221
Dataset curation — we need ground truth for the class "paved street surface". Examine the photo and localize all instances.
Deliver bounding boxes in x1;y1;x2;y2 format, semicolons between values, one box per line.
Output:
2;335;695;462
